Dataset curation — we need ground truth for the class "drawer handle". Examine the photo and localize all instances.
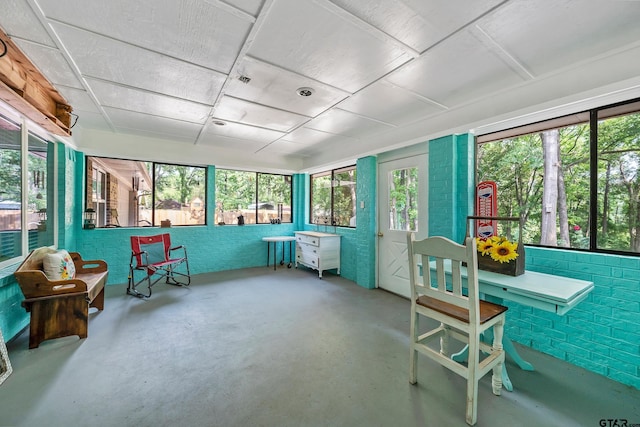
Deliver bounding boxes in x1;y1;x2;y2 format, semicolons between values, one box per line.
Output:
312;240;316;244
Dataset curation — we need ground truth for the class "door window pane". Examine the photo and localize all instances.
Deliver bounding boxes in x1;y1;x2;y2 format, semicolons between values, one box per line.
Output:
388;167;418;231
215;169;256;225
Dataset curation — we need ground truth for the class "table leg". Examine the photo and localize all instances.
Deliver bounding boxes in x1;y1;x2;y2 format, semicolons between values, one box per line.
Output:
287;241;292;268
272;242;276;271
266;241;270;268
280;241;285;266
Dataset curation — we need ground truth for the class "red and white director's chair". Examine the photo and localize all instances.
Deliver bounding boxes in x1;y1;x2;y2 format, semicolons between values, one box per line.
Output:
127;233;191;298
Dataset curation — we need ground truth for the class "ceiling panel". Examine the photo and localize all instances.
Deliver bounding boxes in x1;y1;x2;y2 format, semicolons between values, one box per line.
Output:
219;0;264;17
337;80;445;126
37;0;252;72
105;107;202;142
304;109;395;138
328;0;504;52
227;56;349;117
386;28;525;107
281;125;356;145
14;40;83;89
51;23;226;105
478;0;640;76
257;139;314;157
248;0;413;93
57;87;100;114
1;0;55;47
87;78;211;124
198;132;270;153
214;96;309;132
202;120;285;144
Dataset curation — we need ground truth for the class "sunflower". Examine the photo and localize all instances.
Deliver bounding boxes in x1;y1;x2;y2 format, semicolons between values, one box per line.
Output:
490;240;519;263
476;238;496;256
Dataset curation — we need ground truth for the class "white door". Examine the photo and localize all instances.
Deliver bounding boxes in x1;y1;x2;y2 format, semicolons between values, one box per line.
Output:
377;155;428;297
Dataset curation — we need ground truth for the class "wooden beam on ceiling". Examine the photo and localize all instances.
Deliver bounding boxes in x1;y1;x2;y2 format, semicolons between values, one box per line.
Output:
0;26;72;136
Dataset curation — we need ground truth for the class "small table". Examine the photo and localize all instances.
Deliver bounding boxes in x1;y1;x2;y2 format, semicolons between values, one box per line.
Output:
426;260;594;391
262;236;296;271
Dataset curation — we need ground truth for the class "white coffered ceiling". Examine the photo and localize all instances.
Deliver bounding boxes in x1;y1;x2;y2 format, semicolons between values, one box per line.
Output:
2;0;640;172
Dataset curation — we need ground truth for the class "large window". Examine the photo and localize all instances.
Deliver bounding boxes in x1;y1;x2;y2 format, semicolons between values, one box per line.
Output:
310;166;357;227
477;98;640;255
85;157;206;227
0;111;55;267
215;169;292;225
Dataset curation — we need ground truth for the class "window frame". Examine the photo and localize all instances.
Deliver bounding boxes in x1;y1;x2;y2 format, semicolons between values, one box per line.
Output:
84;156;208;228
214;169;293;226
309;165;357;228
0;108;57;269
476;96;640;257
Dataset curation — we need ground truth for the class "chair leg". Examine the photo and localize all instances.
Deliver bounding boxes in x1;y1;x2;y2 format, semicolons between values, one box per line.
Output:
409;308;418;384
491;320;505;396
466;336;480;426
440;323;450;357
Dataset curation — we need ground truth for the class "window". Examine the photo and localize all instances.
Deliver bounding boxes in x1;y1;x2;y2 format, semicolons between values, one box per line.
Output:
477;98;640;255
310;166;357;227
215;169;292;225
0;111;55;267
85;157;206;227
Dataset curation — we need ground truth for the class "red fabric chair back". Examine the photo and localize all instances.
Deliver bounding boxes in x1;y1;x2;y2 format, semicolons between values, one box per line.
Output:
130;234;172;267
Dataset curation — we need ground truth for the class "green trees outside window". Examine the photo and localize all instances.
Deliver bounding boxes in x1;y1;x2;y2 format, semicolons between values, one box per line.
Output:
477;98;640;255
215;169;292;225
85;157;206;227
310;166;356;227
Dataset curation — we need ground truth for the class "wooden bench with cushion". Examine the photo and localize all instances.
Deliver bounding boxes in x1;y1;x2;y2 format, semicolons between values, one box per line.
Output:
13;247;108;349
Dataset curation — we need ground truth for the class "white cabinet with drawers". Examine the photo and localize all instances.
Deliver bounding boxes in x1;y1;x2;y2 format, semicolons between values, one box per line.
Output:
295;231;341;278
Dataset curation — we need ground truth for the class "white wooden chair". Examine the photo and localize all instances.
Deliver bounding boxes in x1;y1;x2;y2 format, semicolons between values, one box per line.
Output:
407;233;508;426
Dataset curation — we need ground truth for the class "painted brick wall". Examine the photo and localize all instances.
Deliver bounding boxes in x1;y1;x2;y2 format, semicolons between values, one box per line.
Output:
509;247;640;389
428;133;640;390
355;156;377;289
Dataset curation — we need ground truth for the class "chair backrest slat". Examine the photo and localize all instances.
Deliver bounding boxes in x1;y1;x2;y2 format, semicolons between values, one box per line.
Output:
407;233;480;322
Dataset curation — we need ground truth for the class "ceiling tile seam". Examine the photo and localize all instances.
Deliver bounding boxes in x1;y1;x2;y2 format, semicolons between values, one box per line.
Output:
415;0;511;57
221;94;313;120
471;24;535;80
243;55;352;97
194;0;277;146
7;35;57;51
332;108;398;128
44;17;229;78
202;0;257;23
326;0;512;115
101;105;207;126
208;116;287;134
83;75;214;108
380;80;450;110
254;121;362;155
312;0;420;59
27;0;117;133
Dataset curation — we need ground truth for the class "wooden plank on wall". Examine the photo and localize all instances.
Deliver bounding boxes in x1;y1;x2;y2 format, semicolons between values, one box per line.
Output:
0;26;72;136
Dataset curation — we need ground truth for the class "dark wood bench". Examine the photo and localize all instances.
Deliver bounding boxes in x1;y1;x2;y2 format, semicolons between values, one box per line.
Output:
13;247;108;348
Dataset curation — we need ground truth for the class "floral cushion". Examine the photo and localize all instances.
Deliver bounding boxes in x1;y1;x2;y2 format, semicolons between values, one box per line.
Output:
43;250;77;280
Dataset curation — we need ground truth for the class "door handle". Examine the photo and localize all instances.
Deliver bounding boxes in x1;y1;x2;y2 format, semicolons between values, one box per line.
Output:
377;232;384;237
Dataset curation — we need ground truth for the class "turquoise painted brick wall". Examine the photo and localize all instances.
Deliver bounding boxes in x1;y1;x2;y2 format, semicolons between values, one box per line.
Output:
428;133;640;390
355;156;376;289
0;266;29;342
428;134;474;242
507;247;640;389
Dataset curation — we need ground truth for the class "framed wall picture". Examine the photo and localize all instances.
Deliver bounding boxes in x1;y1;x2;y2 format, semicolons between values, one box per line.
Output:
0;328;12;386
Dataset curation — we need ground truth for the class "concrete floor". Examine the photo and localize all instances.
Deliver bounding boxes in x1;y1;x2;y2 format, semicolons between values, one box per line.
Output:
0;267;638;427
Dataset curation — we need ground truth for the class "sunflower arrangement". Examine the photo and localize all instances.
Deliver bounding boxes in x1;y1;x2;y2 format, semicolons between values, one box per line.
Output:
475;235;519;263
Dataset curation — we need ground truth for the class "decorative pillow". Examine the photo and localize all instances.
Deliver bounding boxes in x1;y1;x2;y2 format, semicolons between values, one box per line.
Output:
43;250;77;280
